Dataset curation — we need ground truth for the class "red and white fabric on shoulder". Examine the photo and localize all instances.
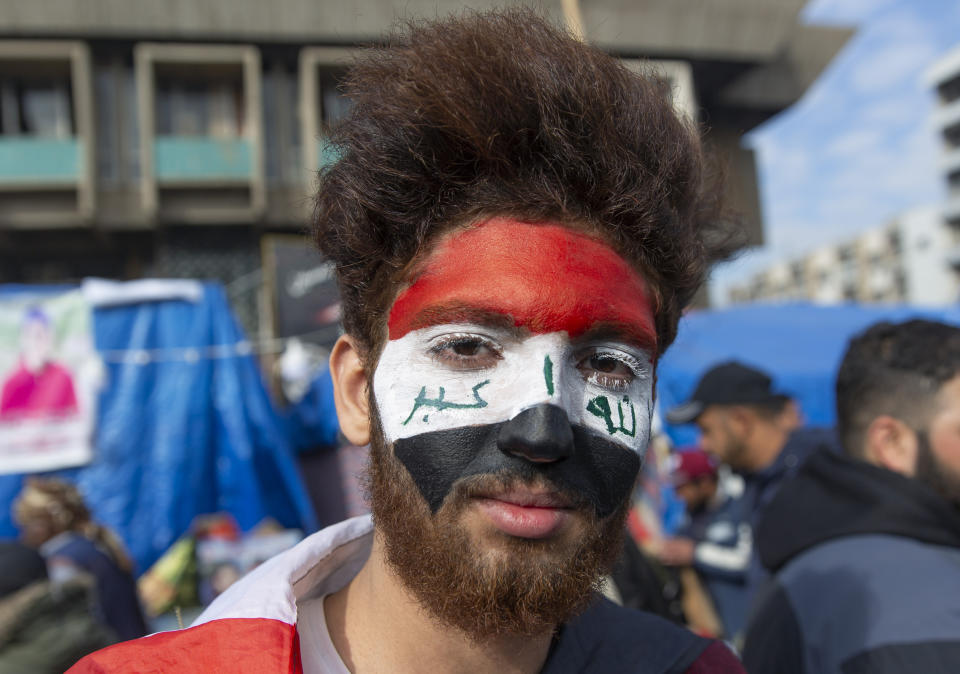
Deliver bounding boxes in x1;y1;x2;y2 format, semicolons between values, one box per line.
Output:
68;516;374;673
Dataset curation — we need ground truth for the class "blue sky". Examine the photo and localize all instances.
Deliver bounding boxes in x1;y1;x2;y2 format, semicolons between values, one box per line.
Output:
710;0;960;304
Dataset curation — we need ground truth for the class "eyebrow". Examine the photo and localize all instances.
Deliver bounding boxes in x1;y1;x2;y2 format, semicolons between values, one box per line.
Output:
399;302;657;354
403;303;527;337
577;321;658;356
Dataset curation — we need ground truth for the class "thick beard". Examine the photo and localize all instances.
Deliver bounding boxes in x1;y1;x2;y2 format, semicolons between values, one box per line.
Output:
915;430;960;510
365;405;629;641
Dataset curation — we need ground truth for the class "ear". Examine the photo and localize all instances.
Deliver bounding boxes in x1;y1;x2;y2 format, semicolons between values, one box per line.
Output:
329;334;371;446
779;400;803;431
726;407;752;438
863;415;918;476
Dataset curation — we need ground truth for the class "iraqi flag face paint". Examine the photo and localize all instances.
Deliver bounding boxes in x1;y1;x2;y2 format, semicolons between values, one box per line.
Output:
373;219;657;524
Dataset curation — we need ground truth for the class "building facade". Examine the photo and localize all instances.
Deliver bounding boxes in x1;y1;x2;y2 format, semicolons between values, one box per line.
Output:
0;0;850;337
927;43;960;226
728;206;957;306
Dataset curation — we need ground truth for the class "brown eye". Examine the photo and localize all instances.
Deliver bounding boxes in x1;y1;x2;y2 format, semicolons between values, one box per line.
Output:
590;355;628;375
577;349;640;391
429;334;502;370
452;341;480;357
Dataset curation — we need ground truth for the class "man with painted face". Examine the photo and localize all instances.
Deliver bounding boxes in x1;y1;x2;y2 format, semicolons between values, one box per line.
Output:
70;9;743;673
743;320;960;673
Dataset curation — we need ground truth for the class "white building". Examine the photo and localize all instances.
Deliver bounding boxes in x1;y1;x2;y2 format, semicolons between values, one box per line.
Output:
900;206;957;304
927;44;960;224
730;46;960;308
728;206;957;306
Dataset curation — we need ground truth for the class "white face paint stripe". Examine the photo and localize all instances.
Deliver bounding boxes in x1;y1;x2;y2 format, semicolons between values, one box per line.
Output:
372;324;654;455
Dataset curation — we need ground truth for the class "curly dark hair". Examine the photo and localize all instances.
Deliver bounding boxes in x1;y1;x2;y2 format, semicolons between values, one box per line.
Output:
312;8;729;365
836;319;960;457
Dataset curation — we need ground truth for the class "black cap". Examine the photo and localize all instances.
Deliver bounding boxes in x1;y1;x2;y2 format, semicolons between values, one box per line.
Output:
666;361;784;425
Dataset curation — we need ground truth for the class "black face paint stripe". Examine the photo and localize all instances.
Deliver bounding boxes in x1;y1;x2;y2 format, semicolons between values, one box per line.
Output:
393;415;641;519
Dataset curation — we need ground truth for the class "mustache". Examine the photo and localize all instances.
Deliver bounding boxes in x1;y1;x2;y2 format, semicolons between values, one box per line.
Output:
449;470;593;513
392;422;641;518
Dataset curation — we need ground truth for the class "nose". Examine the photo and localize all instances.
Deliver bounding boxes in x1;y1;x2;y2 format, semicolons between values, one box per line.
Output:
497;404;575;463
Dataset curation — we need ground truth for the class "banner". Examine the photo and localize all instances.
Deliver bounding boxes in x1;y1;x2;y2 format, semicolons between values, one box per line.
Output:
0;289;101;473
261;235;341;351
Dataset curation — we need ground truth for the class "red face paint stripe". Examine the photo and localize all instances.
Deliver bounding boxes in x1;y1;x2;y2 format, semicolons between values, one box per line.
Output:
387;219;657;350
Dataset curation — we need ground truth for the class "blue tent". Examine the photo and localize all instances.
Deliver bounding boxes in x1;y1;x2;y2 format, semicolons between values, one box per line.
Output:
657;302;960;447
0;283;317;573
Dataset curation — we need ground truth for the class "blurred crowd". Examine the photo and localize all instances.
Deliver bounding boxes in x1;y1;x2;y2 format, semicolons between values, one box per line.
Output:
624;318;960;672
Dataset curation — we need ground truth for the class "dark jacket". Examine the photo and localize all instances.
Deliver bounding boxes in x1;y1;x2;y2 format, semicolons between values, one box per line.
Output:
543;596;745;673
742;449;960;674
46;533;148;641
0;579;116;674
611;534;685;624
717;427;834;637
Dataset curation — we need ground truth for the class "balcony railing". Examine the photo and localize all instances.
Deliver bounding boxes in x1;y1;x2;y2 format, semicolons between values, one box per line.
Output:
942;147;960;177
946;244;960;268
933;98;960;134
946;196;960;224
0;137;80;186
154;136;251;183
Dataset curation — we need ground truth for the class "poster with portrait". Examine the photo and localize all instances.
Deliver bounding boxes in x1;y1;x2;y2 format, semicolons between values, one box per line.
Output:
0;289;101;474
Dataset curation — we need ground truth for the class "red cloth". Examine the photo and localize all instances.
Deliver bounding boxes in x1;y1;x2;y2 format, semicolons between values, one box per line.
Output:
0;361;78;420
68;618;302;673
685;640;746;673
68;614;745;673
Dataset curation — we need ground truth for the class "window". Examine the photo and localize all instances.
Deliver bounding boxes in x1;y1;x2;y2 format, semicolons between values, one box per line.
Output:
946;125;960;147
317;67;351;130
895;271;907;298
888;230;901;252
0;77;74;137
939;75;960;104
156;78;244;137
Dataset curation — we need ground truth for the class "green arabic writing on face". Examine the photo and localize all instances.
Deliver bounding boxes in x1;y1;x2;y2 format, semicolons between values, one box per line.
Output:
543;355;555;396
402;380;492;425
586;395;636;437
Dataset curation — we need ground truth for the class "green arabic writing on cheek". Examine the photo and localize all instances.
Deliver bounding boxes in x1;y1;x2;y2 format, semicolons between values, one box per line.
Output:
401;379;492;425
586;395;636;437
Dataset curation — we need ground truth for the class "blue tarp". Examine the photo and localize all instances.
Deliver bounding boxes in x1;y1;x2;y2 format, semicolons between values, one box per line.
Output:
657;302;960;447
286;368;340;452
0;283;317;573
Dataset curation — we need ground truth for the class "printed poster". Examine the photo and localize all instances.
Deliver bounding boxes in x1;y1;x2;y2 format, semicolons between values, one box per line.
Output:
0;290;101;474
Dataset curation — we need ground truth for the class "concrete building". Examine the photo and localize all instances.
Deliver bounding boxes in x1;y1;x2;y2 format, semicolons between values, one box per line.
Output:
927;43;960;226
728;206;957;306
0;0;850;336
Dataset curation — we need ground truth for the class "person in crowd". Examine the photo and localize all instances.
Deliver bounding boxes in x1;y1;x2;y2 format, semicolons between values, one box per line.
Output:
0;540;115;673
653;449;750;640
71;9;745;673
665;362;836;628
607;528;684;624
742;319;960;673
13;478;147;641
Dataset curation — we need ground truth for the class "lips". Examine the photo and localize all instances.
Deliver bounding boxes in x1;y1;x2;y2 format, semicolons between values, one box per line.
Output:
473;487;574;509
474;492;573;539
